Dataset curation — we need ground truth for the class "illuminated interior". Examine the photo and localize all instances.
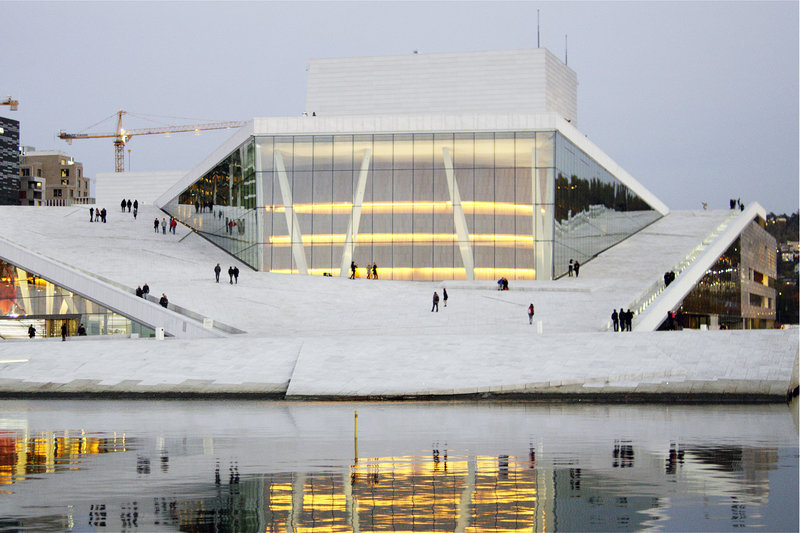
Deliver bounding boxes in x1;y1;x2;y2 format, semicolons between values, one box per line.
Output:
165;131;660;280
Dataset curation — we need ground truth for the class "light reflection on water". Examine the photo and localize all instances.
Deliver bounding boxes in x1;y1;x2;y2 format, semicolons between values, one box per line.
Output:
0;400;797;532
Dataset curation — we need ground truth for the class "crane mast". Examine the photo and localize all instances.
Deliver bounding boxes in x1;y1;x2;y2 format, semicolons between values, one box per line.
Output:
59;110;245;172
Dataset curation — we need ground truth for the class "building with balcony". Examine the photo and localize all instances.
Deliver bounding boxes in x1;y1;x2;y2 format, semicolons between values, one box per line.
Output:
19;149;93;206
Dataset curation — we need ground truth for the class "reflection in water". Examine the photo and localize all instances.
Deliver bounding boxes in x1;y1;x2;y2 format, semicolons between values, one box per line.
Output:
0;401;796;532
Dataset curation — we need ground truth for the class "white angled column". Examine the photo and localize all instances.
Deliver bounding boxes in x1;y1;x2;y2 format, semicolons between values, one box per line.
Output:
442;147;475;280
274;151;309;275
340;149;372;277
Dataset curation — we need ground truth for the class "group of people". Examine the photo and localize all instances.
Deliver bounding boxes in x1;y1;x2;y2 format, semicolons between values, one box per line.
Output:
664;270;676;287
431;288;448;312
154;216;178;234
611;308;634;332
729;198;745;211
194;200;214;213
28;322;86;340
121;198;139;219
497;277;509;290
214;263;240;284
568;259;581;277
349;261;378;279
135;282;151;298
88;207;107;223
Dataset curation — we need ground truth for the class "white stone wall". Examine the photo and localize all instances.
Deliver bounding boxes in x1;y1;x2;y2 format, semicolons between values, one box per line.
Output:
305;49;578;125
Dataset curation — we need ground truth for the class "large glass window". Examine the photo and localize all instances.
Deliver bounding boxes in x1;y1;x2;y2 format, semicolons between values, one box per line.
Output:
0;259;154;338
165;132;660;281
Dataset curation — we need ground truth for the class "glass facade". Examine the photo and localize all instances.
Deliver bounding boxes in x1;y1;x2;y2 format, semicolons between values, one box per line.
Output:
165;131;660;281
553;133;660;278
679;240;742;329
0;259;154;339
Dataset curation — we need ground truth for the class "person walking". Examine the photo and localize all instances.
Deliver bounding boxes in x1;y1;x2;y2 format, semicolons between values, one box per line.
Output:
626;309;633;331
133;199;138;212
573;260;580;278
528;303;535;324
162;217;167;234
154;218;160;233
214;263;221;283
126;199;132;212
443;288;448;307
28;324;35;338
101;208;107;223
136;286;143;298
349;261;356;279
89;207;94;222
121;198;127;212
159;293;169;308
372;263;378;279
142;283;150;298
78;324;86;336
233;266;239;284
366;262;372;279
133;207;138;220
228;266;234;284
61;322;67;341
611;309;619;332
432;291;439;312
170;217;177;234
568;259;574;277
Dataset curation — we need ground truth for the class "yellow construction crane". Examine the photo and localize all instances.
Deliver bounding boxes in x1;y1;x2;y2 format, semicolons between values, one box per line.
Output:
58;110;245;172
1;96;19;110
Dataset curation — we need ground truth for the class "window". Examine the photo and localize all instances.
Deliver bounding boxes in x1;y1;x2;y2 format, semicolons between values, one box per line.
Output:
61;179;69;186
78;169;81;178
21;168;30;177
61;169;69;178
53;189;62;197
36;169;41;177
70;190;74;198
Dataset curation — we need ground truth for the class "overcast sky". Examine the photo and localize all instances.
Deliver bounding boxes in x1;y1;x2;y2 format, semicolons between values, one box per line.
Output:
3;1;798;214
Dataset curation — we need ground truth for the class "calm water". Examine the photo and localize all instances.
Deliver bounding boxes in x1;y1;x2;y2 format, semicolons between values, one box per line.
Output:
0;400;797;532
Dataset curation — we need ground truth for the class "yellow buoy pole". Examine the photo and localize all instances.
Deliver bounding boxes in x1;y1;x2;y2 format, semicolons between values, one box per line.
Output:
354;410;359;464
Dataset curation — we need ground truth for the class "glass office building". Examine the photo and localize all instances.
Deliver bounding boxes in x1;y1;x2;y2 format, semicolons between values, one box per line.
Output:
163;128;662;281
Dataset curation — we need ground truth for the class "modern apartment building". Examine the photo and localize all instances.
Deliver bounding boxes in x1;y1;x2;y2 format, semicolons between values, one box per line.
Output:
19;150;93;206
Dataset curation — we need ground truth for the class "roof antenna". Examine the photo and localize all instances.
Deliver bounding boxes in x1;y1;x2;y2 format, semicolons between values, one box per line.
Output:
565;34;568;65
537;10;540;48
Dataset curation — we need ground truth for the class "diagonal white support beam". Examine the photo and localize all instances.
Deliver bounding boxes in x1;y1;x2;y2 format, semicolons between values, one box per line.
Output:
14;268;33;315
442;147;475;280
274;151;309;275
340;149;372;277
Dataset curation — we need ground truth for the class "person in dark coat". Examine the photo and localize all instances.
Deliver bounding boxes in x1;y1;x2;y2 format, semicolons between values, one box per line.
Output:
618;308;625;332
568;259;574;277
214;263;221;283
442;287;448;307
61;322;67;341
528;303;535;324
142;283;150;297
159;293;169;308
350;261;356;279
126;199;132;212
135;286;143;298
372;263;378;279
573;261;580;278
78;324;86;336
228;266;234;284
28;324;35;338
101;208;107;222
432;291;439;312
154;218;160;233
611;309;619;332
133;199;138;211
121;199;127;212
89;207;94;222
233;266;239;284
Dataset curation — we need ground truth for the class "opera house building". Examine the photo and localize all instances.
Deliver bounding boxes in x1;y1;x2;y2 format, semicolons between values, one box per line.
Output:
158;49;667;281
